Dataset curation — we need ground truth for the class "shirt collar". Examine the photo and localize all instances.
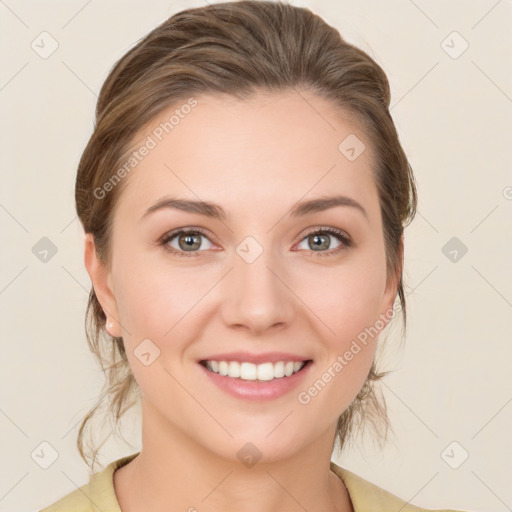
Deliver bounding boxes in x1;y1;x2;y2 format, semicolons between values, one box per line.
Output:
88;452;139;512
331;460;431;511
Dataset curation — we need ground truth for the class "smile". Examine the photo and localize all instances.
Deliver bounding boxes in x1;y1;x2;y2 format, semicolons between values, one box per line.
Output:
201;359;310;381
198;360;314;401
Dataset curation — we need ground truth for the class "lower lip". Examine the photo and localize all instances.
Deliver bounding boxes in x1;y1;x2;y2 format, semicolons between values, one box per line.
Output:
198;361;314;401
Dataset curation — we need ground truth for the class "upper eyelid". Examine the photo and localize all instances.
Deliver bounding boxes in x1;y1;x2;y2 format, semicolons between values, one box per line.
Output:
161;226;351;247
161;226;215;243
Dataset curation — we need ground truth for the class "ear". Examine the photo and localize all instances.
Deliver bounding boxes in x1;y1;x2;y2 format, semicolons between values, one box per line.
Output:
84;233;122;337
380;234;404;326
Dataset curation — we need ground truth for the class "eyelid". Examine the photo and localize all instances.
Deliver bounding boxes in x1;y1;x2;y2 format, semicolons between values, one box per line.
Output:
158;226;218;252
159;226;214;243
293;226;352;257
159;225;352;257
298;225;352;244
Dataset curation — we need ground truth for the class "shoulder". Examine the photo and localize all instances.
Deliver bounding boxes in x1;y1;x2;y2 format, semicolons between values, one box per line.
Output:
38;481;93;512
38;453;140;512
331;461;468;512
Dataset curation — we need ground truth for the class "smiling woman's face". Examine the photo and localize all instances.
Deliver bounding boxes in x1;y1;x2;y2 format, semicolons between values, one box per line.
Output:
86;88;399;463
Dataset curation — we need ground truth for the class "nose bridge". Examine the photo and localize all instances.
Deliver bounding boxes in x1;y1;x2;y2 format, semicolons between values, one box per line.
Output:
220;231;295;331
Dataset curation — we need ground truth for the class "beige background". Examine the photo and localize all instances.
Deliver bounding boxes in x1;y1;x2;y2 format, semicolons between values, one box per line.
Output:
1;1;511;511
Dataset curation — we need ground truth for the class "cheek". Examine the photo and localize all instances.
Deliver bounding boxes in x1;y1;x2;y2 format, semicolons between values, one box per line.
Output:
114;251;209;336
296;269;383;419
111;258;214;387
295;255;387;341
291;253;386;396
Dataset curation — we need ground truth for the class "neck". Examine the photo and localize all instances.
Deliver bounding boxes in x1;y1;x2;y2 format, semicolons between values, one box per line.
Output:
113;401;353;512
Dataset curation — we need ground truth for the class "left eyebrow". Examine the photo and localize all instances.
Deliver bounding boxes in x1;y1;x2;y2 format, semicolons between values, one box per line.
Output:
288;195;368;220
139;194;368;222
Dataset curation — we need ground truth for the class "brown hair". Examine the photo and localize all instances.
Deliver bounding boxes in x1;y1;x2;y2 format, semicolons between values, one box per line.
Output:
75;0;417;470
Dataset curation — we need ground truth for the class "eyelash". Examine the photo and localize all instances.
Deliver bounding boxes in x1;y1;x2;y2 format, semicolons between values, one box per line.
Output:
159;226;352;258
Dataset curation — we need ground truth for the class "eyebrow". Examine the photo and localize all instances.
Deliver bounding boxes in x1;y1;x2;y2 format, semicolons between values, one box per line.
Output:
139;194;368;222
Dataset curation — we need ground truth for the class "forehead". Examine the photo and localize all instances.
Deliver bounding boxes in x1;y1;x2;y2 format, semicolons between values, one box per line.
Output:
115;89;379;222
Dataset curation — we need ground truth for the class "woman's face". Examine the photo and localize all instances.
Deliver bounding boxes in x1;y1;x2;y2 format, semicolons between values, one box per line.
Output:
86;89;399;463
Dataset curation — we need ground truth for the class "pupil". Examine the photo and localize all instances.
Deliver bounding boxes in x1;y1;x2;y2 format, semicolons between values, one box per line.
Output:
311;234;328;250
181;233;200;250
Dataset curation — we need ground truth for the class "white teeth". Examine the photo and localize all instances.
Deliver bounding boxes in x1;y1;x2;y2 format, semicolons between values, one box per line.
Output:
204;360;307;380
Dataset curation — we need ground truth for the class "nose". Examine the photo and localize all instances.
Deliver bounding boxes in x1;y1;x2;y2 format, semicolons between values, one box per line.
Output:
219;245;296;334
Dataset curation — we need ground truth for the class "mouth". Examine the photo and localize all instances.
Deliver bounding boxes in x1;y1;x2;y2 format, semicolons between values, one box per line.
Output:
197;357;314;401
199;359;313;382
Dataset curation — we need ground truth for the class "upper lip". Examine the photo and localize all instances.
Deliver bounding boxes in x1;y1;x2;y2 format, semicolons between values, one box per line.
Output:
199;352;312;364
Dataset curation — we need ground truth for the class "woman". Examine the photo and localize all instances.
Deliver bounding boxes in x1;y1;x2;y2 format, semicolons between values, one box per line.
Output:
40;1;467;510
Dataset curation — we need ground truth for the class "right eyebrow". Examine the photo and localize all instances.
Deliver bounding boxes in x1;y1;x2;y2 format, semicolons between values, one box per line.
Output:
139;196;226;222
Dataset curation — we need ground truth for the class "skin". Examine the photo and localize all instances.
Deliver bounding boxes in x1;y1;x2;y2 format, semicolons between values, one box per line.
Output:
85;88;402;512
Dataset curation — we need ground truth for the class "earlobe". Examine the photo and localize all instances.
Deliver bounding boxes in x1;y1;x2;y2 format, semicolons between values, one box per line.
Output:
83;233;121;337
